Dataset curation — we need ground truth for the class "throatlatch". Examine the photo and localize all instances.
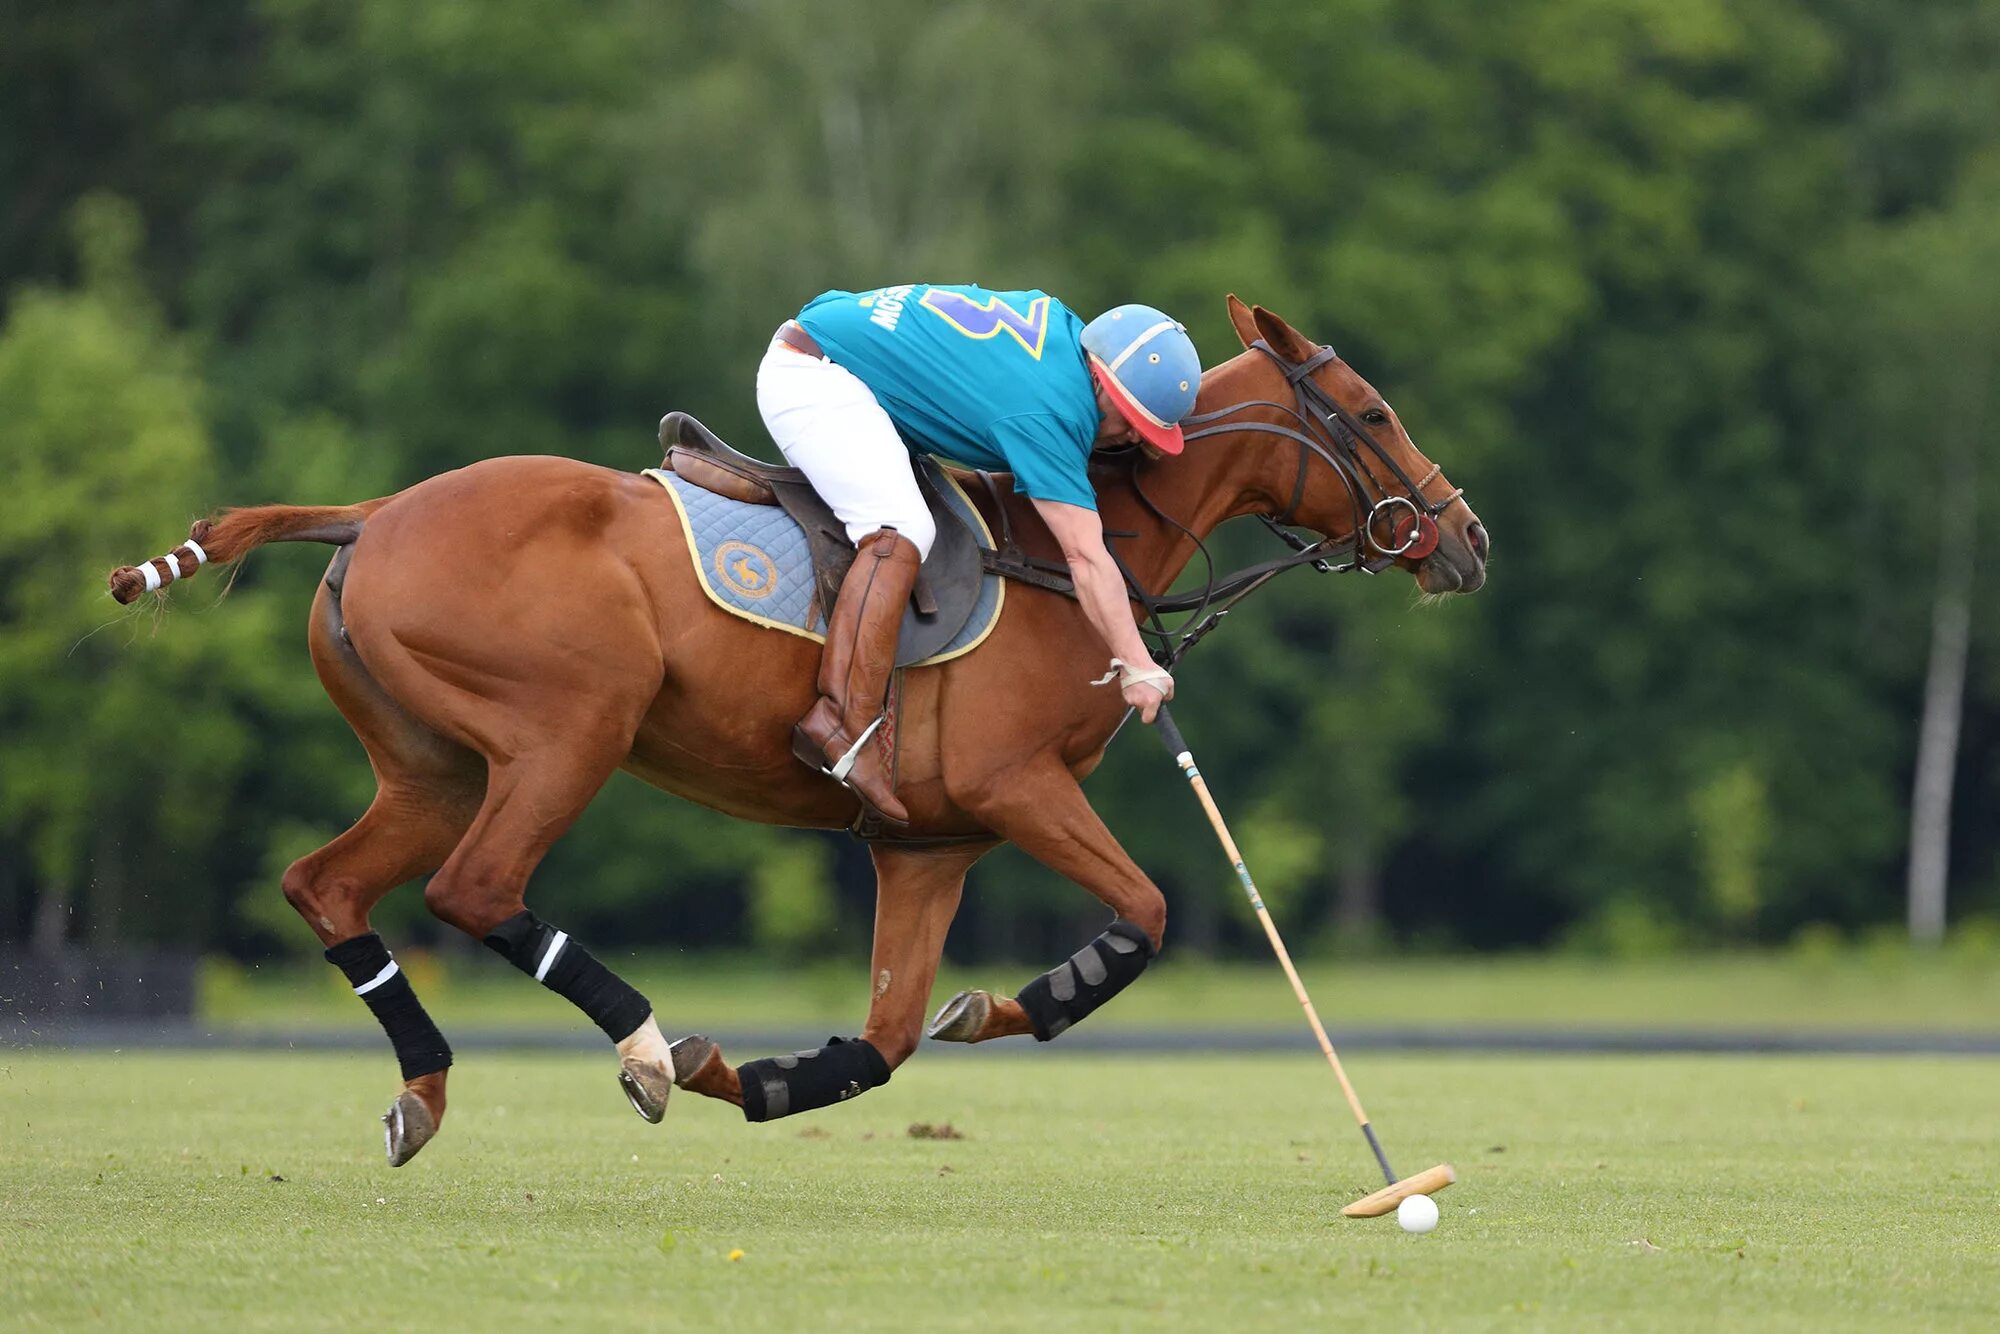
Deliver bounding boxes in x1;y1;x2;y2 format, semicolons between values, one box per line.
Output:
325;932;453;1080
483;910;652;1043
1016;918;1156;1040
736;1036;891;1122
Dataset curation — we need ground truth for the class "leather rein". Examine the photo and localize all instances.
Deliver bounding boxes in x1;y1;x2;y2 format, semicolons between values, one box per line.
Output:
979;338;1463;668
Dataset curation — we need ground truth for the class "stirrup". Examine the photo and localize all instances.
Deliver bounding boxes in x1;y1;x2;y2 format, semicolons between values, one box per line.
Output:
825;715;886;782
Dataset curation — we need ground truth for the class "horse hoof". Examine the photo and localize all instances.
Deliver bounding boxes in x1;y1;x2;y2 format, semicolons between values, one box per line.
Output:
670;1035;741;1104
382;1090;437;1167
669;1034;718;1084
927;990;992;1043
618;1056;673;1124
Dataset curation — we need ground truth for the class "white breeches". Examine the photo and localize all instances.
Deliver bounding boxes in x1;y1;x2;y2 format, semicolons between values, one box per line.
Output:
755;341;937;559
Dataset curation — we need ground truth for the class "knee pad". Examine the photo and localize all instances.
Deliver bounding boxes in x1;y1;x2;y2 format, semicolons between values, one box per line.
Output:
1016;919;1156;1040
737;1036;891;1122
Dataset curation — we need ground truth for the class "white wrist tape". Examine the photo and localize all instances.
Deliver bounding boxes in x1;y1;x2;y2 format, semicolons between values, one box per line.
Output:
1089;658;1173;694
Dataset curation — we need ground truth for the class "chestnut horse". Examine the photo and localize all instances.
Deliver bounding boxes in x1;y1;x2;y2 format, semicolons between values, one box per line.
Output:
109;297;1486;1164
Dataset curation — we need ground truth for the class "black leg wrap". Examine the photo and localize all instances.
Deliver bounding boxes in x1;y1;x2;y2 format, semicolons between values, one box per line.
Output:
736;1036;891;1123
325;933;453;1080
482;910;652;1043
1016;918;1156;1041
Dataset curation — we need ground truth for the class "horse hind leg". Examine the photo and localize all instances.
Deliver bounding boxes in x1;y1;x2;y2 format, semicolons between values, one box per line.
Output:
284;790;476;1164
290;580;484;1163
325;507;685;1123
418;723;682;1123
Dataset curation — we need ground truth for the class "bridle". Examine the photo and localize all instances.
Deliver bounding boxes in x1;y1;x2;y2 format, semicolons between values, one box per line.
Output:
1182;339;1462;568
1082;339;1461;666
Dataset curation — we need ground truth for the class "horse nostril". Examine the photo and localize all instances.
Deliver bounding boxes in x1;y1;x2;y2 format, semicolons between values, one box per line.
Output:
1466;522;1488;562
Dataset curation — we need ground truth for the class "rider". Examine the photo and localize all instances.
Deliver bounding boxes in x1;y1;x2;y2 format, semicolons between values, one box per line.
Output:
759;283;1200;825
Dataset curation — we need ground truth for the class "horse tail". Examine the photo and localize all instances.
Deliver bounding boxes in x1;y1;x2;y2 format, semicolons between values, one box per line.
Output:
107;498;391;605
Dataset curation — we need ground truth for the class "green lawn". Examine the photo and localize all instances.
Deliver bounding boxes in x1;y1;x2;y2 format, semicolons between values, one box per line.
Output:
198;949;2000;1033
5;1051;1998;1330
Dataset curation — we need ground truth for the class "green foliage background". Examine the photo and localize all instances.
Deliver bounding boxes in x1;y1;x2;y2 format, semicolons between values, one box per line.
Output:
3;0;1996;961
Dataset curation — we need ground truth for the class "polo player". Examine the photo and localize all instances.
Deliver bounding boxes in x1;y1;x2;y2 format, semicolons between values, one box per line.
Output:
760;284;1200;824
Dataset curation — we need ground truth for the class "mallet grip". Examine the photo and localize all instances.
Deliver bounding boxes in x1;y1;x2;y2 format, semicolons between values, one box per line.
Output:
1153;703;1190;760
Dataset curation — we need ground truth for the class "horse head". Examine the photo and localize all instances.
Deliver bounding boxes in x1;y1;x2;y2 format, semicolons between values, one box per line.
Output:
1204;295;1488;596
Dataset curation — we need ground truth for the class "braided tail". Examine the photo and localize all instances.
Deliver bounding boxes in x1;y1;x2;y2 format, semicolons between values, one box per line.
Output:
107;501;386;605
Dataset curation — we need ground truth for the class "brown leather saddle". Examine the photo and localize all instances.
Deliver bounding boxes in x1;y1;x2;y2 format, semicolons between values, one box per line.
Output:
656;411;988;667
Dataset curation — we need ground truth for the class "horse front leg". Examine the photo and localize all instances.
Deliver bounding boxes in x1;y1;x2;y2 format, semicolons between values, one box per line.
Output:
928;763;1164;1044
673;842;987;1118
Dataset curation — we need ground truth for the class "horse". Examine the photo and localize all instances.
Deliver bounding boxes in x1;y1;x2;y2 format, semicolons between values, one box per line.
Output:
107;296;1487;1164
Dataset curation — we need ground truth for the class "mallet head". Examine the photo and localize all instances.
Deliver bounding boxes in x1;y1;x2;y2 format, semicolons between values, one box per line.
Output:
1342;1162;1457;1218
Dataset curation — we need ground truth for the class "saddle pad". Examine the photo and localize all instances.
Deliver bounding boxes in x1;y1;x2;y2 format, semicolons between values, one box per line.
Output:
642;467;1004;667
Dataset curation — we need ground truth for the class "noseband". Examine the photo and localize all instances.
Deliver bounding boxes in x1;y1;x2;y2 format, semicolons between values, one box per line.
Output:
1181;340;1463;566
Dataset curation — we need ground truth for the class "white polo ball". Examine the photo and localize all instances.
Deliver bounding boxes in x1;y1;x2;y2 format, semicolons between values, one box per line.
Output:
1397;1194;1440;1233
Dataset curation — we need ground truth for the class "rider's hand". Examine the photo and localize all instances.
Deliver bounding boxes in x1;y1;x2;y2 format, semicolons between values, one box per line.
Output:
1091;657;1173;721
1121;672;1173;724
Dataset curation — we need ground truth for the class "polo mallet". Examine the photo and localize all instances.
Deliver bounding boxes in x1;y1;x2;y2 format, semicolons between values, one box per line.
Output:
1152;703;1455;1217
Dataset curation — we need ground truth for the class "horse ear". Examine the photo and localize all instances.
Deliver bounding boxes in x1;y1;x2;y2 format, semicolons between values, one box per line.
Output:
1225;293;1259;349
1249;304;1319;362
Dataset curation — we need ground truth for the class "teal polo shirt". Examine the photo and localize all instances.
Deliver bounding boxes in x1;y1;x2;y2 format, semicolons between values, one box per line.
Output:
797;283;1101;509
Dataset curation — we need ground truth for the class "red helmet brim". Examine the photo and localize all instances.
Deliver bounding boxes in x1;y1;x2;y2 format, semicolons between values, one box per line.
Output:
1089;360;1185;455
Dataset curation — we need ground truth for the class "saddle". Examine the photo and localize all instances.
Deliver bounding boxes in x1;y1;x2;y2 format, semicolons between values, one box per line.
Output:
657;412;987;667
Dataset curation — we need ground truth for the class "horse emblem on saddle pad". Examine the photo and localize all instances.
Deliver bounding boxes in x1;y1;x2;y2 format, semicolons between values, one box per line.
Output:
712;540;778;600
645;413;1004;667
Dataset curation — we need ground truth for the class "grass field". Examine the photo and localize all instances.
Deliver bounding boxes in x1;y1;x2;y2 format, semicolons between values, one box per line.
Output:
6;1050;1999;1330
196;949;2000;1033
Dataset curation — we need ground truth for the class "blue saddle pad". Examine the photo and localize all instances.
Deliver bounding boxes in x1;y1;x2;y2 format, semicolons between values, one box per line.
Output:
641;467;1004;666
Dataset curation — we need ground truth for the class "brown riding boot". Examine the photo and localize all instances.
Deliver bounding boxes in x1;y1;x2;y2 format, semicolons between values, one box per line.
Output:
793;527;920;825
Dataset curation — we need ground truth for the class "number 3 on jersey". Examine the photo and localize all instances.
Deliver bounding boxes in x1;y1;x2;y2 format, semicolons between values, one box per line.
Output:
919;289;1051;360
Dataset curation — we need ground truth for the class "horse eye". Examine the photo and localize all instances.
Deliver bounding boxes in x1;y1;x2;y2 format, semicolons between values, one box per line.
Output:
1360;408;1389;427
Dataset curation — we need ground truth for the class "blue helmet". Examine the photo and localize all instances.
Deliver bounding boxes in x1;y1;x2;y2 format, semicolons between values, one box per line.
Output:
1080;304;1200;453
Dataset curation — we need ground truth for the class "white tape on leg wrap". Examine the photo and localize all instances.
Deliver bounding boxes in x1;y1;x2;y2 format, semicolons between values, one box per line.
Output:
354;959;400;995
535;930;569;982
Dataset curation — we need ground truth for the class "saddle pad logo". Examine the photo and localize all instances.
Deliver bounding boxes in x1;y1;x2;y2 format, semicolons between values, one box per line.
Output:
714;540;778;599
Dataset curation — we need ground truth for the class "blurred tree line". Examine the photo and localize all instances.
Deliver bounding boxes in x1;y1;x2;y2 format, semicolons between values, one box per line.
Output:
2;0;1996;963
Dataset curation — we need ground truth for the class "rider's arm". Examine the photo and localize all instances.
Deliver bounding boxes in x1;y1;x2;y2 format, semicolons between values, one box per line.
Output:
1031;498;1172;720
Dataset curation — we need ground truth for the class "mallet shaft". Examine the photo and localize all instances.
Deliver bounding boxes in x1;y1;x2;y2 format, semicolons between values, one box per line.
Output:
1153;704;1396;1185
